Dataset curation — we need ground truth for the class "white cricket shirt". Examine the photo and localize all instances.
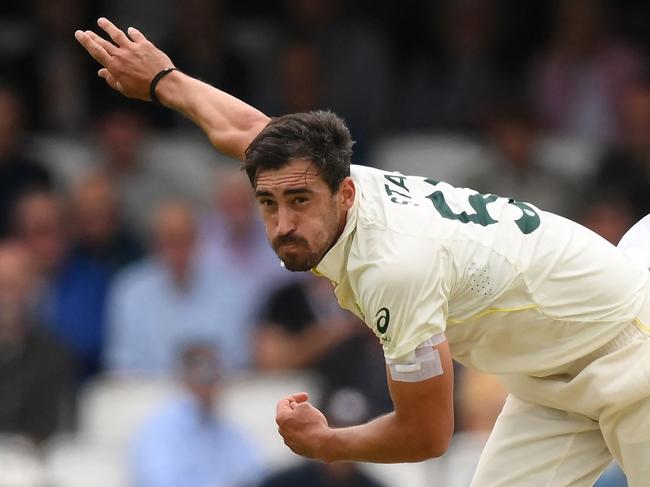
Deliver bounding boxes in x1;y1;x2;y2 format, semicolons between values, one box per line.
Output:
315;165;650;375
618;214;650;270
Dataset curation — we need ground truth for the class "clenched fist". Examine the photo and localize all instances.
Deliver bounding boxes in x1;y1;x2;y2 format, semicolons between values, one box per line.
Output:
275;392;334;461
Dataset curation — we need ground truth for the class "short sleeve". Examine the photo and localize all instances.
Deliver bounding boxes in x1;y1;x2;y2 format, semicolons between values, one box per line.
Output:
357;237;450;361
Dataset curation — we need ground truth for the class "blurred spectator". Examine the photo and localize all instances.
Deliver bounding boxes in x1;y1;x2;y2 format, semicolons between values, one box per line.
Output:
69;171;143;274
166;0;251;114
578;193;636;245
595;463;628;487
397;0;503;132
12;191;110;379
259;386;385;487
95;108;186;241
260;460;382;487
0;2;35;90
0;86;53;238
105;200;253;376
464;100;579;218
530;0;643;141
456;370;507;438
255;274;392;418
95;108;158;238
270;0;391;158
428;369;507;486
198;168;289;302
593;80;650;219
100;0;173;47
30;0;97;131
129;344;265;487
0;242;73;444
255;274;361;371
274;40;325;113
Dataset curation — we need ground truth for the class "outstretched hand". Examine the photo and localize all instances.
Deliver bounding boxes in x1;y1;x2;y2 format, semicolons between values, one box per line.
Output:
74;18;174;100
276;392;333;461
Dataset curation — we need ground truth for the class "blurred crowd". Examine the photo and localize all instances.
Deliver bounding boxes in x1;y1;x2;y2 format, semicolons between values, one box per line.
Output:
0;0;648;486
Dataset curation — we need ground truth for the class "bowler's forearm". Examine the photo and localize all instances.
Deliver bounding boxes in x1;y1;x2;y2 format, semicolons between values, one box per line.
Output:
156;70;270;160
320;411;450;464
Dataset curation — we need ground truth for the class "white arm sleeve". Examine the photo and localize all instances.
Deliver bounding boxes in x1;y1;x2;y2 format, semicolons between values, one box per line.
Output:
385;333;446;382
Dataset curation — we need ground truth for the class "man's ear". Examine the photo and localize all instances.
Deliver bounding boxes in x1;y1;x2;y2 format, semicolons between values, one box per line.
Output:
338;177;356;210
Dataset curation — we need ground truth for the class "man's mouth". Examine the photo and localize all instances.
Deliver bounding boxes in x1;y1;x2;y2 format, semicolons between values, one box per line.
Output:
274;238;307;251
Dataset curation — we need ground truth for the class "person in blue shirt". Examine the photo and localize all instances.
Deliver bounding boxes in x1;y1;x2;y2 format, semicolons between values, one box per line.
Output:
129;344;266;487
12;190;110;378
105;200;254;376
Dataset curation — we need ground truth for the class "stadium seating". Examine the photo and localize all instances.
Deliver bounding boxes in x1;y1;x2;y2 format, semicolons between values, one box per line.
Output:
370;133;601;188
43;371;323;486
370;133;485;186
0;435;47;487
44;434;127;487
77;375;178;447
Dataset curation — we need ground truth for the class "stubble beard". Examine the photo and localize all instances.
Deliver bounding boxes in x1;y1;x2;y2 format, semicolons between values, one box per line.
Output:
274;232;332;271
273;221;340;272
281;250;322;272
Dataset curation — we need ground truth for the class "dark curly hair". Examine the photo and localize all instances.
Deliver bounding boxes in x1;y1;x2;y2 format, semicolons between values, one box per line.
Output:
243;110;354;193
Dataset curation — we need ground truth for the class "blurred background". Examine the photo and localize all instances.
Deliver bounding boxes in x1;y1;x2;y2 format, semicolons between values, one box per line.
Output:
0;0;647;486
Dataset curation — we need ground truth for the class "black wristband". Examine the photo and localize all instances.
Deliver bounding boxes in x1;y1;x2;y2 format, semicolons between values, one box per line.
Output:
149;67;177;105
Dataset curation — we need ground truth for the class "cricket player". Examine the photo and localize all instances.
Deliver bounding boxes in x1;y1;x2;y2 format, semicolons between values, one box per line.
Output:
75;19;650;486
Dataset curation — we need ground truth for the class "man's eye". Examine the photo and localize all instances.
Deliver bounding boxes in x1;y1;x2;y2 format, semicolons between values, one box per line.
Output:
259;199;274;206
294;197;308;204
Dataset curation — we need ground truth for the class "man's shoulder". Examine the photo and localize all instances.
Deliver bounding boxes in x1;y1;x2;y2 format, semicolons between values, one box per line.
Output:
348;227;448;310
111;259;162;296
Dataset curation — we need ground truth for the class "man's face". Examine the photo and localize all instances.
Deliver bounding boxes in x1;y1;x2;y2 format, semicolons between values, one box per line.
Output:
16;194;68;275
0;244;34;313
254;158;354;272
153;204;196;278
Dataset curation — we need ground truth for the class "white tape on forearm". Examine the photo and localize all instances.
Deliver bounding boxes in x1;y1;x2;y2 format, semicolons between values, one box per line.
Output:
386;334;445;382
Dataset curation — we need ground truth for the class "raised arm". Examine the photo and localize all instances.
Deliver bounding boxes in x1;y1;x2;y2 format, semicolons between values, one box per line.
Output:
276;339;455;463
75;18;269;160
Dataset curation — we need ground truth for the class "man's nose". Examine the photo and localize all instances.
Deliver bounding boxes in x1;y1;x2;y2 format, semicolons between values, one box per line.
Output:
276;205;297;236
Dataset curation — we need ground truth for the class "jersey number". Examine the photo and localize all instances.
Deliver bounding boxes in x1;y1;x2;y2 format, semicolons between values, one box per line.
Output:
383;174;541;234
423;178;540;235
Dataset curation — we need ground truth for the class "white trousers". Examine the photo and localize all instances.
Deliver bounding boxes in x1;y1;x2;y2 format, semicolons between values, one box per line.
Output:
471;324;650;487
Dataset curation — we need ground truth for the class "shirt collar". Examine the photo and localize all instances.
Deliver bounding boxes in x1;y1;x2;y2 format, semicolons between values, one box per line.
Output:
313;180;360;285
